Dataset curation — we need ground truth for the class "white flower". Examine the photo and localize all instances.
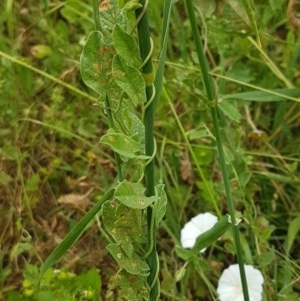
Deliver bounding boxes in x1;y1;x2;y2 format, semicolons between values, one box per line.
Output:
180;212;218;252
217;264;264;301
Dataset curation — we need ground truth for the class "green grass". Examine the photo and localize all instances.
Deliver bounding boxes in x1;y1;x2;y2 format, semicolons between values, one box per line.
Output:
0;0;300;300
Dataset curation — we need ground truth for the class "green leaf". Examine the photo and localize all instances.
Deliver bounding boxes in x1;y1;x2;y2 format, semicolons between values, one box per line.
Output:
76;267;101;295
107;243;149;275
7;291;23;301
114;180;157;209
121;108;145;144
25;174;40;192
40;189;114;278
60;1;91;24
222;88;300;102
101;199;118;237
175;245;194;261
100;129;142;158
80;31;116;99
120;0;143;11
186;125;214;141
240;0;260;42
0;171;12;186
119;241;134;257
175;263;188;282
219;101;242;122
154;184;167;226
192;215;231;254
102;201;147;244
254;250;276;267
108;270;149;301
255;171;298;183
113;24;140;67
112;54;145;106
284;215;300;254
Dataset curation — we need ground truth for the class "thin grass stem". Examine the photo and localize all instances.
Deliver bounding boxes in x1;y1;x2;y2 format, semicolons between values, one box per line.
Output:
0;50;98;103
163;89;221;216
184;0;251;300
248;37;293;88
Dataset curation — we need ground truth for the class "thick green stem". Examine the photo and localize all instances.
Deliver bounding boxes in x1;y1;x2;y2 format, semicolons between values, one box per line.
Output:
135;1;159;300
184;1;250;300
144;86;155;196
135;1;153;82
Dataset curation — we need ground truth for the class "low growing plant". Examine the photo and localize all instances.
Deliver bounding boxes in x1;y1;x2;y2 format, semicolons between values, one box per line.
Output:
7;263;100;301
8;1;297;301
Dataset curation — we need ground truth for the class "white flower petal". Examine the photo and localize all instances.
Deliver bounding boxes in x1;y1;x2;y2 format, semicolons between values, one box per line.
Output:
217;264;264;301
180;212;218;252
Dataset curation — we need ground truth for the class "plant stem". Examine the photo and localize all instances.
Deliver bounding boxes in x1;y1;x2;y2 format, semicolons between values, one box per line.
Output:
184;1;250;300
241;0;261;47
164;89;221;216
135;1;159;300
92;0;101;32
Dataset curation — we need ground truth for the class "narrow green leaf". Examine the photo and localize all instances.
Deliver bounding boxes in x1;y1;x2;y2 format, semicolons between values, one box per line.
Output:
40;189;114;279
222;88;300;102
192;215;231;254
154;184;167;226
284;215;300;254
100;128;142;158
115;180;158;209
112;54;145;106
175;215;231;261
241;0;261;44
255;171;297;183
175;245;194;261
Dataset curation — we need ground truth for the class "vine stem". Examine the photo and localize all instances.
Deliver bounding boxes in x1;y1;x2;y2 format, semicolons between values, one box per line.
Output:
184;0;250;300
135;1;159;300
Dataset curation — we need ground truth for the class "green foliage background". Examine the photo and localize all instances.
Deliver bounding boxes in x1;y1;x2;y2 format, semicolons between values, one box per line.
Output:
0;0;300;300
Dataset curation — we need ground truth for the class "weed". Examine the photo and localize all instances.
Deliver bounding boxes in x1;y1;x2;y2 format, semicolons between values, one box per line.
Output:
1;0;300;301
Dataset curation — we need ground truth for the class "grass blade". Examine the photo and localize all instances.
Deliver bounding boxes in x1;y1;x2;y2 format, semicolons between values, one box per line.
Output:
153;0;173;111
40;189;114;278
192;215;231;255
222;88;300;102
